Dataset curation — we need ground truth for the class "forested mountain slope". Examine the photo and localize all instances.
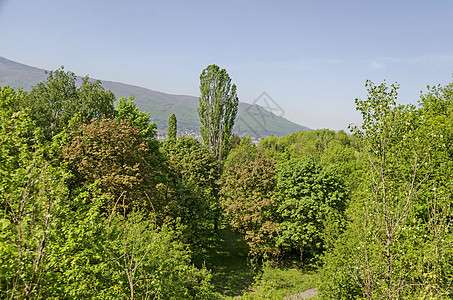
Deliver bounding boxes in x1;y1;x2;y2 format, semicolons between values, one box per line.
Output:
0;56;310;138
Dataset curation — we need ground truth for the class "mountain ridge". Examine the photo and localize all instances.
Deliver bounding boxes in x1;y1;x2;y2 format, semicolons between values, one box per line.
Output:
0;56;311;139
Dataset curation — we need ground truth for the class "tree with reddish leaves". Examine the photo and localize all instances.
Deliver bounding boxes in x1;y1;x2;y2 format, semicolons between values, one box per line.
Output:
220;137;278;258
61;118;159;211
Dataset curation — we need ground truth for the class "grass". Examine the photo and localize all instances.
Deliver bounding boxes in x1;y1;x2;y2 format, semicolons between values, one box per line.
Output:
194;228;320;299
193;228;256;297
236;262;320;299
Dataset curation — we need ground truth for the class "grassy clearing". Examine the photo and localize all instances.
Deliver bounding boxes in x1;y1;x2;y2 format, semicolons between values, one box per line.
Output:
234;262;320;299
194;228;256;297
194;228;320;299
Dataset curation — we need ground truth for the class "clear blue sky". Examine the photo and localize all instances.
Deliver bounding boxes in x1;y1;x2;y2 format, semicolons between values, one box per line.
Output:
1;0;452;130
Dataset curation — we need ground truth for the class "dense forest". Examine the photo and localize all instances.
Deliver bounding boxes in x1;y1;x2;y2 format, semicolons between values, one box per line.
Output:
1;66;453;299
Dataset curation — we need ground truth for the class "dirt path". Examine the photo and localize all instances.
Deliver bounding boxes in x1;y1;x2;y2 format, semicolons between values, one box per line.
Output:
284;287;318;299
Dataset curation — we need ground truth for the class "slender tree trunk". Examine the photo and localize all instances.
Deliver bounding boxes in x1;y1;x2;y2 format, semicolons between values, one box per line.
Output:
299;245;304;265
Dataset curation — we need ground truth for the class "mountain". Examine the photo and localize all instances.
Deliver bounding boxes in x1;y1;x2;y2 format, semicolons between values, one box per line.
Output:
0;56;311;139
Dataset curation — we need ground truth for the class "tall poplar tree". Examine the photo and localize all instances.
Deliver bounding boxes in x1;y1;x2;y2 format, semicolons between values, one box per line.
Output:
167;113;177;142
198;64;238;168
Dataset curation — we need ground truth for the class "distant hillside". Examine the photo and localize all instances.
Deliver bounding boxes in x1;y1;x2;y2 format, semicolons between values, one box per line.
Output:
0;56;311;139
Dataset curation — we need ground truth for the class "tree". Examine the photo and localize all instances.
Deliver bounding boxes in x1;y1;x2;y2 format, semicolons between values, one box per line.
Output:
349;81;433;299
220;138;278;257
274;157;348;264
320;132;363;192
60;118;156;211
161;136;219;248
115;96;157;145
0;86;26;118
226;133;241;153
321;80;453;299
0;89;69;298
167;113;177;142
162;136;218;194
114;96;164;181
198;64;239;168
104;210;219;300
25;68;115;139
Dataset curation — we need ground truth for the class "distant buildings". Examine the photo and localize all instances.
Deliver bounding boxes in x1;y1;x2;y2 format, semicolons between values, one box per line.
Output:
157;128;260;144
156;129;202;141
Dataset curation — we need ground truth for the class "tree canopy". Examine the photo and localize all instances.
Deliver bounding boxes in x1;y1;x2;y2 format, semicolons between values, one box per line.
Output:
220;138;278;257
25;68;115;139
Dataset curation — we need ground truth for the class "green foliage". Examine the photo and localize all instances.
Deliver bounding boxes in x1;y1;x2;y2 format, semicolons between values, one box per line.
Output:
220;140;278;257
321;80;453;299
259;129;363;192
198;64;239;167
167;113;177;141
103;211;219;300
319;136;363;191
0;86;26;117
240;261;319;299
49;185;114;299
60;118;157;211
161;136;219;249
0;79;220;299
194;229;256;297
162;136;218;194
2;179;219;299
0;86;31;171
115;96;164;180
418;80;453;201
226;133;241;153
221;136;349;262
7;66;453;298
274;157;348;264
224;136;257;167
25;68;115;139
115;96;158;144
259;129;356;158
0;114;217;299
0;96;69;298
318;220;362;299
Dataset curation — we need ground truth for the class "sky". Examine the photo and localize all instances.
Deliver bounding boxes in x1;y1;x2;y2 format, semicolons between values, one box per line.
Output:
1;0;453;131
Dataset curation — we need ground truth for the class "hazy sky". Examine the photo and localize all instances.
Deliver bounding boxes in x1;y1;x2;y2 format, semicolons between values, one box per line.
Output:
1;0;452;130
